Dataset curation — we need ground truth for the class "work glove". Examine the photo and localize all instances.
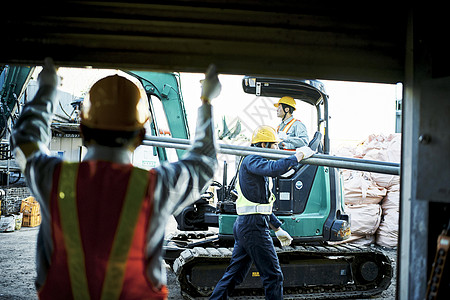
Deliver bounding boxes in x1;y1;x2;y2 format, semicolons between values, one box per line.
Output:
37;57;60;88
200;64;221;102
295;146;316;162
275;228;293;247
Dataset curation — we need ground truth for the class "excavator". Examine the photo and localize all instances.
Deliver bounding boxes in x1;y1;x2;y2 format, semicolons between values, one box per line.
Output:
0;66;34;185
0;65;394;299
161;76;394;299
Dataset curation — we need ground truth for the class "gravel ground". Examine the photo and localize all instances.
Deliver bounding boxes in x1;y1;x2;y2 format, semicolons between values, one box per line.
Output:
0;227;38;300
0;220;396;300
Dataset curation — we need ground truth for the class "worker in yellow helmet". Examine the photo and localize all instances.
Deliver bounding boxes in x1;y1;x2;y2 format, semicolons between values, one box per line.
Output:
11;58;219;300
274;96;309;150
210;125;315;300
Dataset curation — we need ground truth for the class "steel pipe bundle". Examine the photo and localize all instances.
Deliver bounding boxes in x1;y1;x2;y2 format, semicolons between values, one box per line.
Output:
142;135;400;175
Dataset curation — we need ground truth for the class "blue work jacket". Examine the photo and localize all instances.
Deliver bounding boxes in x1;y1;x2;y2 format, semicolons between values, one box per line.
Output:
238;154;298;227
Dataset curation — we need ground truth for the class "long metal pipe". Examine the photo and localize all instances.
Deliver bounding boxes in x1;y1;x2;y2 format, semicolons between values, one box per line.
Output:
142;135;400;175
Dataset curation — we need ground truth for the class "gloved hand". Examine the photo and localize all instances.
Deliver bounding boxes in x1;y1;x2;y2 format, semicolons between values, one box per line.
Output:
37;57;60;88
295;146;316;162
200;64;221;102
275;228;293;247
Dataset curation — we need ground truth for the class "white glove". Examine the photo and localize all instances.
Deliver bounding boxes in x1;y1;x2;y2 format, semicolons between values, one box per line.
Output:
275;228;293;247
295;146;316;162
37;57;60;88
200;64;221;102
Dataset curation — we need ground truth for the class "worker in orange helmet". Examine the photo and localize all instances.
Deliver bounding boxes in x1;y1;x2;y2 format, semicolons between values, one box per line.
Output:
274;96;309;150
11;58;220;300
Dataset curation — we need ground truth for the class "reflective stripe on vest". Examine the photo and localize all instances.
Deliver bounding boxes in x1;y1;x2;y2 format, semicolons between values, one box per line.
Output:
57;161;149;300
57;162;89;300
277;118;300;151
235;179;275;215
277;118;298;134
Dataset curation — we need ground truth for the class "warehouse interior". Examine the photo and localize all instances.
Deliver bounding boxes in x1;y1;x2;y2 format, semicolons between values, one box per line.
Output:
1;1;449;299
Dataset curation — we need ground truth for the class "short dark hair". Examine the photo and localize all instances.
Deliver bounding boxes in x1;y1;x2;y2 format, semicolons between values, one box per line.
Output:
250;142;274;148
80;124;141;147
281;103;294;114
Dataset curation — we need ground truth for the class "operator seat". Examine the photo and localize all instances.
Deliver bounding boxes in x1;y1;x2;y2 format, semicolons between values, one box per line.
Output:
273;131;323;215
308;131;323;153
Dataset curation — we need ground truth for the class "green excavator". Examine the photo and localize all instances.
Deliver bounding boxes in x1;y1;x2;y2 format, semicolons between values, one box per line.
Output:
1;66;394;299
159;76;394;299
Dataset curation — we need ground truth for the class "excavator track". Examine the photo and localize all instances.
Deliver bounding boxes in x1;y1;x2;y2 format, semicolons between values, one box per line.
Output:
173;242;392;299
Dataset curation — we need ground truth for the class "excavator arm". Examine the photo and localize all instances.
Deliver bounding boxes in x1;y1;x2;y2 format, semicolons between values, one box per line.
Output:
1;66;190;165
126;71;190;160
0;65;34;140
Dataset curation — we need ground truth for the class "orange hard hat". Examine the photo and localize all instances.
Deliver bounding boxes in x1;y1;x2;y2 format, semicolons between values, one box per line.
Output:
81;75;150;131
273;96;296;110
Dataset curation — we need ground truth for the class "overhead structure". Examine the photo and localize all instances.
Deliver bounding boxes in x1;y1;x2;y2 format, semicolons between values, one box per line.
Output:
2;1;407;83
1;2;450;299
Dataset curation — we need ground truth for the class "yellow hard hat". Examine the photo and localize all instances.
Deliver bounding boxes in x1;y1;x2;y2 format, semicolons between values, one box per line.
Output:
251;125;279;144
81;75;150;131
273;96;296;110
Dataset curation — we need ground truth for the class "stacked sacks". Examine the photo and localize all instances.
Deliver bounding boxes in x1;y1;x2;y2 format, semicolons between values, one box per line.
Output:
335;134;401;248
362;134;401;248
342;170;386;245
376;187;400;247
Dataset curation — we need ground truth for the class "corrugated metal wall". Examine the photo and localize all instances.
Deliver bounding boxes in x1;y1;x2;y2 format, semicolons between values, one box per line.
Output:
2;1;406;83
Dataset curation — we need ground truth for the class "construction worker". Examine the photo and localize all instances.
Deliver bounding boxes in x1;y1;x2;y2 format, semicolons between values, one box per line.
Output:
274;96;309;150
209;126;315;300
11;58;220;300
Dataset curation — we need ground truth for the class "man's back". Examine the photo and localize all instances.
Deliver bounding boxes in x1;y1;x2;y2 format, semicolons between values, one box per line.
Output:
11;60;219;299
39;160;167;299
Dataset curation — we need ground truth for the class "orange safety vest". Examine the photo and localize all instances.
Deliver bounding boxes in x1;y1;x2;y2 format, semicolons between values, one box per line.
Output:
38;161;168;300
277;118;298;135
277;118;300;151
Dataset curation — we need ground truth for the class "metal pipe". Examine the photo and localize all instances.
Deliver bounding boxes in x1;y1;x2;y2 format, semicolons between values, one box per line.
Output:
142;136;400;175
143;135;400;168
145;135;397;165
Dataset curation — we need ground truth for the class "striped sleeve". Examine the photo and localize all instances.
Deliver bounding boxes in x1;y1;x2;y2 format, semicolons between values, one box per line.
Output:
144;102;217;288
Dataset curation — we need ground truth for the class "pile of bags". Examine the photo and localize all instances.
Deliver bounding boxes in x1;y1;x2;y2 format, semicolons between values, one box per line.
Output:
0;213;23;232
335;133;401;248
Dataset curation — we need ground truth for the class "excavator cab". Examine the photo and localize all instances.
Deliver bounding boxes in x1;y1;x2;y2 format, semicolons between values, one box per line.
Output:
216;76;350;243
166;77;392;299
242;76;330;152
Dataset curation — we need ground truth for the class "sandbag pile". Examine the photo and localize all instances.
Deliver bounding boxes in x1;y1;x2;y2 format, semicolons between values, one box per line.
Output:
335;133;401;248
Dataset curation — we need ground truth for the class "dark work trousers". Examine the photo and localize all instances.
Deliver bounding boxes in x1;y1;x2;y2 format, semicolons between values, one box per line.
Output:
209;214;283;300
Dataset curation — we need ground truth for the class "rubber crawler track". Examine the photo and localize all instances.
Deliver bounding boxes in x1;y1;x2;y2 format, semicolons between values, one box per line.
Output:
173;241;392;299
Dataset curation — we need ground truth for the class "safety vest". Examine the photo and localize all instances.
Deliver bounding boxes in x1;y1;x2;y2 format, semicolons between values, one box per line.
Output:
277;118;301;151
277;118;299;135
235;178;275;215
38;161;168;300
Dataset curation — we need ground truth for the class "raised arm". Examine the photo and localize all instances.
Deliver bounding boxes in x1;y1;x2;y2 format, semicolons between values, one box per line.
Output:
154;65;220;216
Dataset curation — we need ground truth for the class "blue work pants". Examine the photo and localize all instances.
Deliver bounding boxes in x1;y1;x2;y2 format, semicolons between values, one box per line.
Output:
209;215;283;300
